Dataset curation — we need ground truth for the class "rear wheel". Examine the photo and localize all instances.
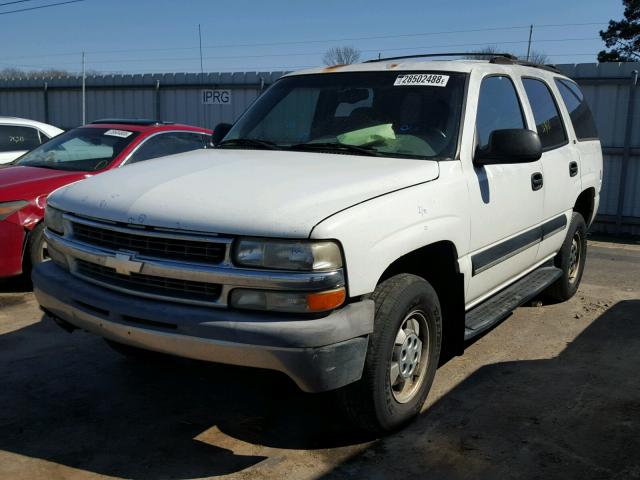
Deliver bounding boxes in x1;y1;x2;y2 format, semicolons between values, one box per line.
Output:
337;274;442;434
546;212;587;302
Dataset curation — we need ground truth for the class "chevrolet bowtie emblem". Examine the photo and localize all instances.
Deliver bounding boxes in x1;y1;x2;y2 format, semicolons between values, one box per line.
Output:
105;252;144;276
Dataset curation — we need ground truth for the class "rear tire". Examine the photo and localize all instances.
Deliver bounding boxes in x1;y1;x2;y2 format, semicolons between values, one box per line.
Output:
336;274;442;434
546;212;587;302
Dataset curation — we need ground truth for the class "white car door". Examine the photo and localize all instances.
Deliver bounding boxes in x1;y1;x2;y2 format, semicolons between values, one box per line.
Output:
0;150;26;164
0;124;43;164
464;74;546;307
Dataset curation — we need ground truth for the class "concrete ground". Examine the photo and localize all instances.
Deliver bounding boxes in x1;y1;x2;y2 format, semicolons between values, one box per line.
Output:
0;240;638;480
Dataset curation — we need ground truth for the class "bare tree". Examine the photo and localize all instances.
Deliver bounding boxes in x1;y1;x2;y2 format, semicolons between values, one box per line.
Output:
323;46;361;66
465;45;504;60
0;67;105;79
464;46;549;65
525;51;550;65
0;67;77;79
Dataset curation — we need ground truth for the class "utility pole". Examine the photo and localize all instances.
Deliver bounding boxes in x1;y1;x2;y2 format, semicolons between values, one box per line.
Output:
81;51;86;125
198;24;205;129
526;24;533;61
198;24;204;77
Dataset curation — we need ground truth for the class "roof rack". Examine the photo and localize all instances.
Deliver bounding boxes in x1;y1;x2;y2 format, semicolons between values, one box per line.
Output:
365;52;518;63
364;52;561;74
90;118;175;126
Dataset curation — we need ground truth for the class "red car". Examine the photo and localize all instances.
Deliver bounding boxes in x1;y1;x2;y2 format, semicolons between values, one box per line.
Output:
0;119;212;279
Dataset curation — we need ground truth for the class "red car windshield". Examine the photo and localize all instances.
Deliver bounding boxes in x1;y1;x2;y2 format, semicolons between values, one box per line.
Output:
15;127;139;171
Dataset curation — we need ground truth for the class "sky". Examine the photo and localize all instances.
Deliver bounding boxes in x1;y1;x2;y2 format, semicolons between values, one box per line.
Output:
0;0;626;75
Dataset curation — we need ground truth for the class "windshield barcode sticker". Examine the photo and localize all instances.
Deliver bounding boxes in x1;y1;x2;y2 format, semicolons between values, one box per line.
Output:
104;129;133;138
394;74;450;87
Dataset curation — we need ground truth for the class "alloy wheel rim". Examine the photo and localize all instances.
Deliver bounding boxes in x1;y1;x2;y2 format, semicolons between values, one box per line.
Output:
389;309;430;404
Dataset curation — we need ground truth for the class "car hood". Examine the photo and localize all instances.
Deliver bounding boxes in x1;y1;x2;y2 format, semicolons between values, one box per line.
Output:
0;165;89;202
50;149;440;237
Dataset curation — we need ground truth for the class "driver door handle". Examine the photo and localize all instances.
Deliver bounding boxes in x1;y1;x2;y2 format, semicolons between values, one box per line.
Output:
531;172;544;191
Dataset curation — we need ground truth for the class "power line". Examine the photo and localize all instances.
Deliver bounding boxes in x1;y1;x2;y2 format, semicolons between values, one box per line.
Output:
0;0;40;7
0;20;606;61
0;36;601;68
0;0;85;16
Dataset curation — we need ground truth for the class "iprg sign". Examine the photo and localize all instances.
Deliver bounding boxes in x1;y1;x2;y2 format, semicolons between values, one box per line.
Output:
202;89;232;105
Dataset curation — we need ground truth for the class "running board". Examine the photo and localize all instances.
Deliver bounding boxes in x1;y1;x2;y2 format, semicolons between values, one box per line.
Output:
464;266;562;341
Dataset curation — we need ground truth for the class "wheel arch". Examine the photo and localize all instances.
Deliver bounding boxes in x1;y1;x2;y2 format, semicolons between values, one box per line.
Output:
574;187;596;227
376;240;466;360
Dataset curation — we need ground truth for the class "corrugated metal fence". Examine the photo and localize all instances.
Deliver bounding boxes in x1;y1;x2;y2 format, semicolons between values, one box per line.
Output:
0;64;639;235
0;71;285;130
556;63;640;235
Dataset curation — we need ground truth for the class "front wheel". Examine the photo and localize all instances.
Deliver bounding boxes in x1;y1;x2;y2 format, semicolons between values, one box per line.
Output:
337;274;442;434
28;223;49;269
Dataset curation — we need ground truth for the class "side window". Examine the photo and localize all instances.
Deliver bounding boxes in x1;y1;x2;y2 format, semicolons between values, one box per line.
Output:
476;76;525;149
522;78;567;150
128;132;207;164
0;125;42;152
555;79;598;140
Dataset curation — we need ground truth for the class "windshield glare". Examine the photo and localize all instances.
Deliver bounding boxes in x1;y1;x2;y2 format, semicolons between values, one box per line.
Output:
16;127;139;171
225;71;466;159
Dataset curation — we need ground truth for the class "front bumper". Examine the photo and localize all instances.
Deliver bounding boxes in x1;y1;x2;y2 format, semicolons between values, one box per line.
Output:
0;220;26;278
33;261;374;392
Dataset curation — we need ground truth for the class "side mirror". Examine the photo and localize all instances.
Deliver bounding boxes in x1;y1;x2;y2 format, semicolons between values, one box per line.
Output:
211;123;232;146
475;129;542;165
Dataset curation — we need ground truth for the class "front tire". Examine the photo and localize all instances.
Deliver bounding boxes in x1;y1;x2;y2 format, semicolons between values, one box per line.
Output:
28;223;49;269
546;212;587;302
337;274;442;434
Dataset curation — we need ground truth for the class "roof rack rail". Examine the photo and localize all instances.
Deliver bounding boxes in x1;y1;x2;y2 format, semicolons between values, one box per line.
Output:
364;52;562;74
365;52;518;63
90;118;175;126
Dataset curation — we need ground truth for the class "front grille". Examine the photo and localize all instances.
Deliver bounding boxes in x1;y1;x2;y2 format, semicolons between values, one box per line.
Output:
72;222;226;265
76;259;222;303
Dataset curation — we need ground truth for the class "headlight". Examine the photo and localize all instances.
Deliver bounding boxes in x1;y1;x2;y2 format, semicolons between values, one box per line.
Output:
234;238;343;271
0;200;28;221
44;204;65;234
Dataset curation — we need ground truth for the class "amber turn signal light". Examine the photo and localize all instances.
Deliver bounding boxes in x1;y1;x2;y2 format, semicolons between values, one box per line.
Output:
306;288;346;312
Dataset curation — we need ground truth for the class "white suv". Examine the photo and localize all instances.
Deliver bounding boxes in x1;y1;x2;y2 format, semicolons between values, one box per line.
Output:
0;117;62;164
34;54;602;433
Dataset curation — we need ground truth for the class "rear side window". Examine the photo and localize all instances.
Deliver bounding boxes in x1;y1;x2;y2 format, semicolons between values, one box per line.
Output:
555;79;598;140
522;78;567;150
128;132;208;164
0;125;42;152
476;76;525;149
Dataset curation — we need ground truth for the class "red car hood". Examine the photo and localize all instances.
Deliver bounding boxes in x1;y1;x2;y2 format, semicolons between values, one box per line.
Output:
0;166;89;202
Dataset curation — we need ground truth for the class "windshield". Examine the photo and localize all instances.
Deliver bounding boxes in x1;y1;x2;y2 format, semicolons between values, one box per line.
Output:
15;127;139;171
224;71;467;159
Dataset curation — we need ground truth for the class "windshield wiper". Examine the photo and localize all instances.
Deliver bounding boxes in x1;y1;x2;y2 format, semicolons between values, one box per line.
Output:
217;138;280;150
290;142;380;157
